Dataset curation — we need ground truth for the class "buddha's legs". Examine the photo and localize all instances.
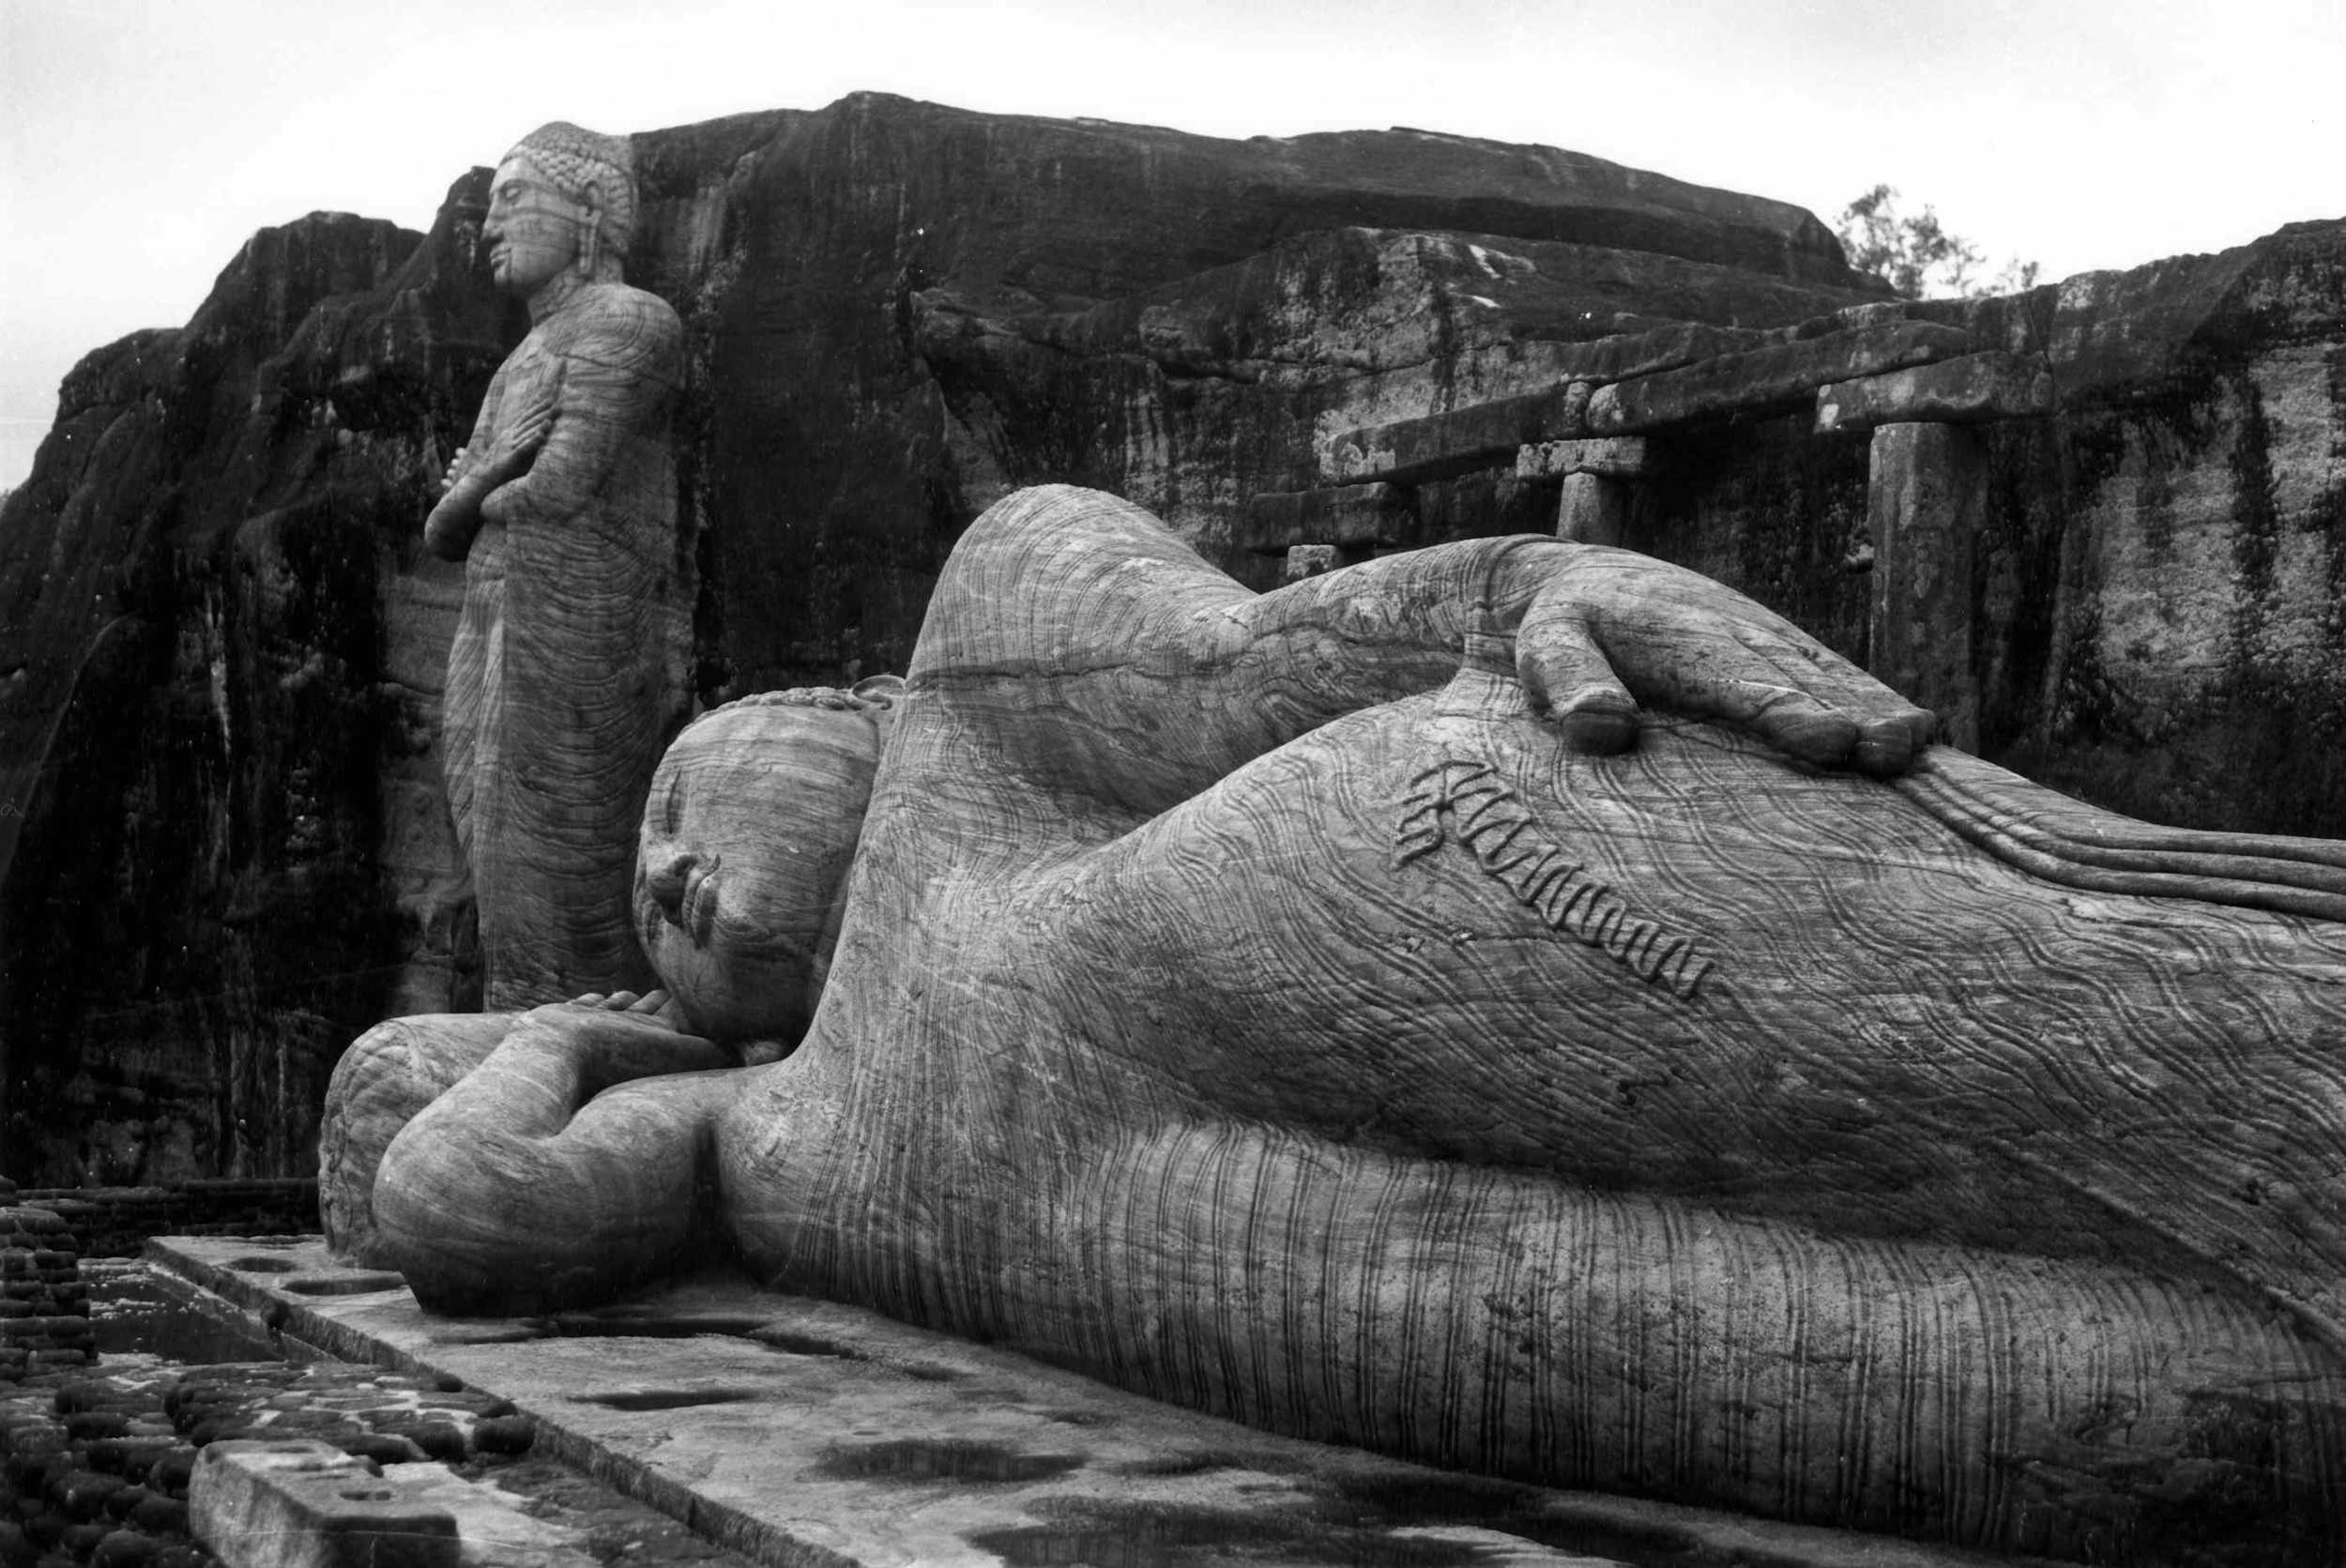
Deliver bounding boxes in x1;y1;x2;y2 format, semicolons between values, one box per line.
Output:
1049;1118;2346;1560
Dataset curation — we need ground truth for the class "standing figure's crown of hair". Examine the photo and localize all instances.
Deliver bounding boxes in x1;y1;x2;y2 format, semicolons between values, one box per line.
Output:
506;121;637;262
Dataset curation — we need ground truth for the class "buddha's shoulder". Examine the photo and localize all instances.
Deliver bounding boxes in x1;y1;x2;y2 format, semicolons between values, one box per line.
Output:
554;282;684;352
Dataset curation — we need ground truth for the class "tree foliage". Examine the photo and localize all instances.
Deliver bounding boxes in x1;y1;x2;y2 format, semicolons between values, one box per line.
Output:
1836;185;2041;301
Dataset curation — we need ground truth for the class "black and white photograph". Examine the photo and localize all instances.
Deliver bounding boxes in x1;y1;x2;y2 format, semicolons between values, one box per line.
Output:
4;3;2344;1562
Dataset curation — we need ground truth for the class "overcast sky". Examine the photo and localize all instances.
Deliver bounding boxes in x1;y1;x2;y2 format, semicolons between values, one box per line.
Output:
4;0;2339;492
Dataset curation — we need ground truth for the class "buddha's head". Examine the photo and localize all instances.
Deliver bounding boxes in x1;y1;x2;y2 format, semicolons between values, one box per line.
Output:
634;678;902;1044
484;122;636;299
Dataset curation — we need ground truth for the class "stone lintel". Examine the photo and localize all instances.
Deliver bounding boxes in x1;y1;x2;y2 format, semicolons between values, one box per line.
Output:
1240;481;1415;554
1814;351;2056;434
1322;386;1583;486
1586;323;1972;436
1516;436;1651;480
1538;322;1767;385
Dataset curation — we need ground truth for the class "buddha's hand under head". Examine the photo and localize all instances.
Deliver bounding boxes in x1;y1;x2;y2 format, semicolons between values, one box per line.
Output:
1516;545;1935;777
539;988;736;1100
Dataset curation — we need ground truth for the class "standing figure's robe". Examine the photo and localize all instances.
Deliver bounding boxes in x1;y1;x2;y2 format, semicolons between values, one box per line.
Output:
443;280;687;1007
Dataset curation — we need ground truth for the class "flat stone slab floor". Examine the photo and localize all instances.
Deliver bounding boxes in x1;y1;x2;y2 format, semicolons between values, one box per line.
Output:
149;1236;2030;1568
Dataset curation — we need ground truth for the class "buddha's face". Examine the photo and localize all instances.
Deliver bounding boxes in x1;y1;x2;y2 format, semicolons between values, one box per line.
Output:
634;701;881;1044
483;154;585;298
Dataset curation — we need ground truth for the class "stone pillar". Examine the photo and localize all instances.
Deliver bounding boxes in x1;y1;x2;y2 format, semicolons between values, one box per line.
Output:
1517;437;1649;550
1555;472;1629;546
1866;422;1985;752
1818;352;2054;755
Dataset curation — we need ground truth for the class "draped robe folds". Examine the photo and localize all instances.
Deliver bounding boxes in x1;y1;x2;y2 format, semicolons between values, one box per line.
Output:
359;485;2346;1560
720;487;2346;1560
443;281;687;1008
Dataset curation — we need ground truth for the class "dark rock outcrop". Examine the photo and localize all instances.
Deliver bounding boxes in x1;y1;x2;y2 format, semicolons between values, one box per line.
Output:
0;179;514;1184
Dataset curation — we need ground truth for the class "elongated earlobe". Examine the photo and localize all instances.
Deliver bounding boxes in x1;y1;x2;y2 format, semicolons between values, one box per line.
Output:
579;181;604;278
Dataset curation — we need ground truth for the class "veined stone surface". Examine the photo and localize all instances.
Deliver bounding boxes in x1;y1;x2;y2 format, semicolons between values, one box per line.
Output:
344;486;2346;1562
420;124;691;1012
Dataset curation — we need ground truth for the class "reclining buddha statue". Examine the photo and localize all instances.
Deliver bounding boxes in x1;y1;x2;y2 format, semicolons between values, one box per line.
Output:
325;484;2346;1562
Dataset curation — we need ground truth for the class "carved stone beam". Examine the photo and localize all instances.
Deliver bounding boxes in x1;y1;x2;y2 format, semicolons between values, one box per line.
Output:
1321;384;1591;486
1813;351;2056;435
1240;482;1415;559
1515;436;1650;480
1585;323;1970;436
1516;437;1652;549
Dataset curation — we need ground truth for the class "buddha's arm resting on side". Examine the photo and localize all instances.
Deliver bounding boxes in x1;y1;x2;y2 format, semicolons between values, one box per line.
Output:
371;990;746;1315
916;487;1934;814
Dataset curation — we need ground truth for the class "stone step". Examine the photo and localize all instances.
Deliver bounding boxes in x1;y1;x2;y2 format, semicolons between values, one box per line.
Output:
191;1438;594;1568
153;1236;2045;1568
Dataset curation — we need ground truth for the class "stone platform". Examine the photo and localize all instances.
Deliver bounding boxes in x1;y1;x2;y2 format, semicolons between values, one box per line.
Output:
148;1237;2024;1568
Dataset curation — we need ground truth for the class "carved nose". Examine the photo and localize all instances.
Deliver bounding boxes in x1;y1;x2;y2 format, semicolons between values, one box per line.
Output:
645;848;697;924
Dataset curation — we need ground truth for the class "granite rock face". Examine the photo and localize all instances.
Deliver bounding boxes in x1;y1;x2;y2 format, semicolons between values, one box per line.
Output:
1641;227;2346;841
1995;224;2346;837
0;182;514;1183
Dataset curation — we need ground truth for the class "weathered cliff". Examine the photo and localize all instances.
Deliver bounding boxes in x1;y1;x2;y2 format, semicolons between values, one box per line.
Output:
3;90;2341;1184
0;179;513;1183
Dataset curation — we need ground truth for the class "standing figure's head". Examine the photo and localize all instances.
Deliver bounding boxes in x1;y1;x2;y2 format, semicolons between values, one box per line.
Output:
483;121;637;300
634;678;902;1045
